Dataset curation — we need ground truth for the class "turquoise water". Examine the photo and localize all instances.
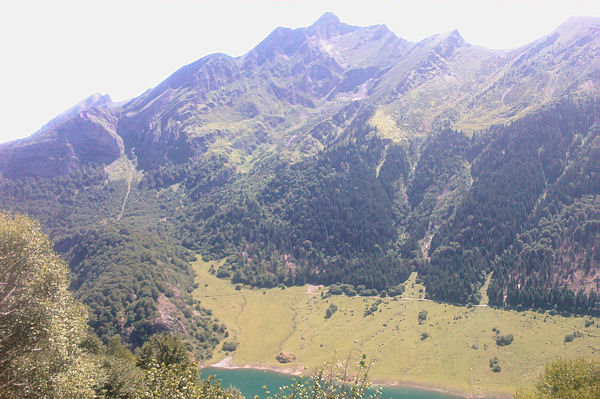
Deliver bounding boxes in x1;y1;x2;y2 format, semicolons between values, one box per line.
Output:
200;367;464;399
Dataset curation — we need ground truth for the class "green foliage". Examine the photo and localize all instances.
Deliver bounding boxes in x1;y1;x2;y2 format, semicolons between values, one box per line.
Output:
406;129;470;241
0;161;229;358
0;166;118;236
268;354;381;399
97;353;142;399
325;303;339;319
222;341;239;352
178;132;411;292
515;358;600;399
494;334;514;346
489;357;501;373
0;211;97;398
488;112;600;314
56;224;226;358
387;284;405;297
424;99;600;310
563;332;583;343
134;362;242;399
363;299;382;317
329;285;343;296
136;333;191;370
418;310;428;323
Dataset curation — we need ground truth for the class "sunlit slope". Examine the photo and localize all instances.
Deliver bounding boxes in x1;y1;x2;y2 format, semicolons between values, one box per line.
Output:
193;259;600;398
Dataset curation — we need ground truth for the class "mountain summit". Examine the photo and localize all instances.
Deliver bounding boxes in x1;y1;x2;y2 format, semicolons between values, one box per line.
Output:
3;14;600;173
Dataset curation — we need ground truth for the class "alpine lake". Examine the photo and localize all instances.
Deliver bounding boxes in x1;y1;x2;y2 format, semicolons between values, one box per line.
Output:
200;367;465;399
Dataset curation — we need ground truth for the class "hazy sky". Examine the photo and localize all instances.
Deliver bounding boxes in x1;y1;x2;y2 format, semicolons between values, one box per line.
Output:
1;0;599;143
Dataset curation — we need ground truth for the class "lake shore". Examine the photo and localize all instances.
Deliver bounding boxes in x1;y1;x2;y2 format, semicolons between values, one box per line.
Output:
201;358;512;399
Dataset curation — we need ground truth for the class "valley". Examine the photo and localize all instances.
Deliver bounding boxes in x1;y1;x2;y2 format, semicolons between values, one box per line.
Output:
193;259;600;397
0;10;599;398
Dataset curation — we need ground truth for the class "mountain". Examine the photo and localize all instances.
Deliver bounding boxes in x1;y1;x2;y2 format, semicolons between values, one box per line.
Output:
0;14;598;352
0;94;121;177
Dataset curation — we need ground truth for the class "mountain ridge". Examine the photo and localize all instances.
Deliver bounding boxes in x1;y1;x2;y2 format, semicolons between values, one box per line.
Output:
0;13;598;350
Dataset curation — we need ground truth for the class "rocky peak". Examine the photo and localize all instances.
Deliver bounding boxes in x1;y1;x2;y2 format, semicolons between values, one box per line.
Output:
159;53;239;92
553;16;600;47
306;12;358;39
243;26;307;67
433;29;466;58
0;107;122;178
37;93;113;134
558;16;600;31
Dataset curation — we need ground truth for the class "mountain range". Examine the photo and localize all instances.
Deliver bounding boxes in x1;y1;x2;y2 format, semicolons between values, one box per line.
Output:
0;13;598;352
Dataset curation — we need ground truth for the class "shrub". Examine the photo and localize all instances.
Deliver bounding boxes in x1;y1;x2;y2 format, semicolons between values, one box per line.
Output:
564;334;575;343
489;356;501;372
515;358;600;399
222;341;238;352
564;331;583;343
328;285;343;295
341;284;356;296
325;304;338;319
585;319;594;328
387;285;405;297
136;333;190;370
495;334;514;346
418;310;428;324
216;266;231;278
271;354;381;399
420;332;431;340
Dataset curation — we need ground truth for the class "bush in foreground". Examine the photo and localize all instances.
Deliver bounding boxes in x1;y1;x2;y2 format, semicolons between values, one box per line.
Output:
0;211;96;398
269;354;381;399
515;358;600;399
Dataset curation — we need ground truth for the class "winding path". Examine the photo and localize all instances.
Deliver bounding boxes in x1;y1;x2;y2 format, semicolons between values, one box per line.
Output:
116;158;134;221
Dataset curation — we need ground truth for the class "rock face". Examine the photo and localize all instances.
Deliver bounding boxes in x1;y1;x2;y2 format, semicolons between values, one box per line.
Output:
38;93;113;133
275;352;296;363
3;14;600;176
0;107;123;177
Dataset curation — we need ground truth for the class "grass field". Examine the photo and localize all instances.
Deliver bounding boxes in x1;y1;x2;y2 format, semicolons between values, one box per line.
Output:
192;258;600;398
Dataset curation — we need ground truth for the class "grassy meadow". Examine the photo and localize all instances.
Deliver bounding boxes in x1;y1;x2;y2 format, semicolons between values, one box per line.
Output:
192;259;600;398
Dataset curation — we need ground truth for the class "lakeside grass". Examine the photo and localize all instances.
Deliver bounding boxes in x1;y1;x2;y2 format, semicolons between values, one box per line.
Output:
192;258;600;398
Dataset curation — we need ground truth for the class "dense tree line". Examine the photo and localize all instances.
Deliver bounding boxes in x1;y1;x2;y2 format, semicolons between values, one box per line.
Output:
176;135;411;291
487;117;600;314
145;99;600;313
406;129;470;241
423;99;600;309
0;166;119;237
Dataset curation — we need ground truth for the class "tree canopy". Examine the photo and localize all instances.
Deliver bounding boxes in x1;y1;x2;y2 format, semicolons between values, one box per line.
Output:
0;211;94;398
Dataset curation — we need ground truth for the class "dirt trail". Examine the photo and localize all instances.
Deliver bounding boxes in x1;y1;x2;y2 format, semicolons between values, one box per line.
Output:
116;158;134;221
550;318;600;338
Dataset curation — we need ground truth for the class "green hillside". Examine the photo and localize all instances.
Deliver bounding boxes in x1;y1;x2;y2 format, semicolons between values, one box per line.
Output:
193;258;600;397
0;13;599;370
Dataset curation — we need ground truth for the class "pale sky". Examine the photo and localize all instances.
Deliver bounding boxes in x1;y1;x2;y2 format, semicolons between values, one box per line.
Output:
1;0;599;144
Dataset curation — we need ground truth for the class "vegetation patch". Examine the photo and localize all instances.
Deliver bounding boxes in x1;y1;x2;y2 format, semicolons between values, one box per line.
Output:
325;304;338;319
494;334;514;347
